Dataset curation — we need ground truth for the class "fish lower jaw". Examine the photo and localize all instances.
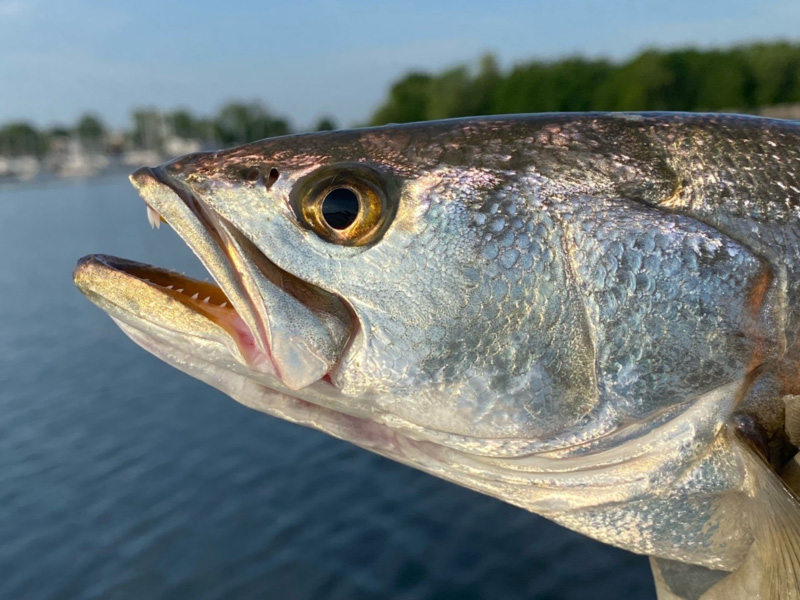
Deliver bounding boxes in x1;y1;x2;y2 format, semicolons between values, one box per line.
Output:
73;253;274;373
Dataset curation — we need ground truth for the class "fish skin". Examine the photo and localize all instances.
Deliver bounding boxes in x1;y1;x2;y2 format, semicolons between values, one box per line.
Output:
74;113;800;598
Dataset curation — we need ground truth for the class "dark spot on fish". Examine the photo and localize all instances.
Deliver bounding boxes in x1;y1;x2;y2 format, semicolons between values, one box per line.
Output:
321;188;359;230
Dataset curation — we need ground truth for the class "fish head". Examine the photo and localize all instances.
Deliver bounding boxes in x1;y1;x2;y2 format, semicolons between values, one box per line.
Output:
75;121;602;471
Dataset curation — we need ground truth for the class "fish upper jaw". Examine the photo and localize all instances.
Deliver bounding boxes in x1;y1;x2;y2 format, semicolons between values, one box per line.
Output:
74;165;351;392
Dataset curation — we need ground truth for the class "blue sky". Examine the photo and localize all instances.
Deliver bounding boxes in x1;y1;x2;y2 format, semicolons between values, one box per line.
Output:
2;0;799;129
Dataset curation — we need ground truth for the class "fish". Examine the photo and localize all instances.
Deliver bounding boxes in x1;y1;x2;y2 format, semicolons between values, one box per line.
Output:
73;113;800;599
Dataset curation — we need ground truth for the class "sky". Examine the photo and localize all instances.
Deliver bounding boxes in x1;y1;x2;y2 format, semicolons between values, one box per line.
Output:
1;0;799;130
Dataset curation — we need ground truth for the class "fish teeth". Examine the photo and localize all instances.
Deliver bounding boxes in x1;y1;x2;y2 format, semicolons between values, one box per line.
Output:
146;204;162;229
159;283;220;306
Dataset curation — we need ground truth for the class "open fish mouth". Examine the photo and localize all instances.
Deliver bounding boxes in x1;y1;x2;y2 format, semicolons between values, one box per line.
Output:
73;254;268;366
74;166;351;392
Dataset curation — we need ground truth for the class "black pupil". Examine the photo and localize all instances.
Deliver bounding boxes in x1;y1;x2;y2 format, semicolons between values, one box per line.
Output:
321;188;359;230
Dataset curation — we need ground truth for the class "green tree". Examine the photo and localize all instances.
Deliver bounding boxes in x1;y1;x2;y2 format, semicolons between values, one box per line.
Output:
471;54;503;115
0;122;46;157
48;126;71;138
370;73;433;125
214;102;290;146
426;66;475;120
168;109;198;139
493;61;552;113
593;50;675;110
315;116;337;131
688;49;751;110
744;42;800;106
76;113;106;151
493;57;614;113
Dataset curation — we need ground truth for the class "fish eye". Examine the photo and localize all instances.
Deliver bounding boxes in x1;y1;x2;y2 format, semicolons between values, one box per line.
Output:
298;169;391;246
321;188;359;230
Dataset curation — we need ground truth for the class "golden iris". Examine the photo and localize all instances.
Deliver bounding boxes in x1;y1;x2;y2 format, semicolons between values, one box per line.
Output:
299;171;389;246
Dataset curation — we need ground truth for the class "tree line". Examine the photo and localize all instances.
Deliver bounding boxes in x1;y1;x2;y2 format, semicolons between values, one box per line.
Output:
0;102;337;158
369;42;800;124
3;41;800;158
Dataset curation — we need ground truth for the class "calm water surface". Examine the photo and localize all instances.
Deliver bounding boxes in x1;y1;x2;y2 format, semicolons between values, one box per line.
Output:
0;177;656;599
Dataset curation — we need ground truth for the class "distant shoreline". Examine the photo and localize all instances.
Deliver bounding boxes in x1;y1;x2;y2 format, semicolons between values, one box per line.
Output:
3;102;800;191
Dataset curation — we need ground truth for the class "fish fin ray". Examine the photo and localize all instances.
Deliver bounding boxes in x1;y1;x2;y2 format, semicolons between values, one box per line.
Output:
743;443;800;600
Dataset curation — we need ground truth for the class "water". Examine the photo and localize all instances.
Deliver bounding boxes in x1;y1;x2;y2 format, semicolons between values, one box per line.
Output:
0;178;656;599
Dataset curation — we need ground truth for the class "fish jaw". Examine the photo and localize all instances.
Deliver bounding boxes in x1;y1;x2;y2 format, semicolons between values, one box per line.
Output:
74;166;352;392
73;253;263;369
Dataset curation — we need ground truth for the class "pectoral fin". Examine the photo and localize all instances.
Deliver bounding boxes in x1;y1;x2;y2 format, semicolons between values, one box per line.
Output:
689;440;800;599
749;453;800;600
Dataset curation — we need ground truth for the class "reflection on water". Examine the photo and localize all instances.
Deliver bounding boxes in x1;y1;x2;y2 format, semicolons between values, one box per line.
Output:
0;177;655;599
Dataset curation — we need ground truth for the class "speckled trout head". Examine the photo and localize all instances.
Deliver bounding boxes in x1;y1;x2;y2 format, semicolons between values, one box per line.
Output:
75;114;800;585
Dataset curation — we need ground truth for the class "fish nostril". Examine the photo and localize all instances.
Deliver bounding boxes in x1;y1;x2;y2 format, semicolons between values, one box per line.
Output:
242;166;279;189
242;167;261;182
266;167;280;189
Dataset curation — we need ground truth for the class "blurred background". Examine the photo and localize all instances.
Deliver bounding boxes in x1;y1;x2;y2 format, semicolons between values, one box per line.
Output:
2;1;799;599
